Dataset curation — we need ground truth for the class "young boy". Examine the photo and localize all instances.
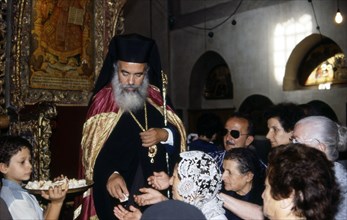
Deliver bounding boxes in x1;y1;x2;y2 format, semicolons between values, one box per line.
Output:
0;135;67;219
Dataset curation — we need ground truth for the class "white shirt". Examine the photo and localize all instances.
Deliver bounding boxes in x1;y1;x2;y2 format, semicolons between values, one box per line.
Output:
0;178;43;220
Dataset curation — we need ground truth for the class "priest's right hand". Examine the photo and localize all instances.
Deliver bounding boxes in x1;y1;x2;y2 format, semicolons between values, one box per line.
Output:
107;172;129;201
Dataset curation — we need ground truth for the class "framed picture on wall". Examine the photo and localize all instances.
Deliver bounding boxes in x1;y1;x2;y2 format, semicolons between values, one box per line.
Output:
204;64;233;99
4;0;127;109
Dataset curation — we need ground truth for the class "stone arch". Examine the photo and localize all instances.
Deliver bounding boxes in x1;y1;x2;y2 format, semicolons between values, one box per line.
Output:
189;51;232;109
283;34;344;90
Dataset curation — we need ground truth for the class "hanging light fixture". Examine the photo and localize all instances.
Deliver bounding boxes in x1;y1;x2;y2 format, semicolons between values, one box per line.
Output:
335;0;343;24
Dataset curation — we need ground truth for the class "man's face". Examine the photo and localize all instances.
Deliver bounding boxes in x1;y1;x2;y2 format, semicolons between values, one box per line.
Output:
266;117;292;148
117;60;147;91
223;117;252;150
113;60;149;111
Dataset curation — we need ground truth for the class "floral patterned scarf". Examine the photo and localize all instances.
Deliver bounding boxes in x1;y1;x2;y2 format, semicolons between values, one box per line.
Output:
177;151;226;219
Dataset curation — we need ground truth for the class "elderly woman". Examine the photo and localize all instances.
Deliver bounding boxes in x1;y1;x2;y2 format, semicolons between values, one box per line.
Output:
263;143;340;220
220;148;265;220
264;103;305;147
292;116;347;219
114;151;226;220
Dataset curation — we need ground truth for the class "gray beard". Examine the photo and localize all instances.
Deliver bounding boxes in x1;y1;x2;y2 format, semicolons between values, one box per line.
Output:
111;74;149;112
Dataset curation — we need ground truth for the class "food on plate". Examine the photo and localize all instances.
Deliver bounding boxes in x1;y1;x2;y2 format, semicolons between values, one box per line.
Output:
25;178;87;190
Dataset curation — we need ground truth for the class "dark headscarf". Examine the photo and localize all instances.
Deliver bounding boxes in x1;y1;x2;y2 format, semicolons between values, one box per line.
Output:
141;200;206;220
92;34;163;98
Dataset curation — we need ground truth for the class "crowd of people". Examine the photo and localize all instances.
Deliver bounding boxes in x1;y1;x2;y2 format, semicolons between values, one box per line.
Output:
1;33;346;220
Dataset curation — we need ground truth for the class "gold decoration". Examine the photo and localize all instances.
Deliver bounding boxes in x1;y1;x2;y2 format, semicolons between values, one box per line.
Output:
9;102;57;180
0;0;7;116
161;71;168;126
5;0;127;110
30;0;94;92
129;103;157;163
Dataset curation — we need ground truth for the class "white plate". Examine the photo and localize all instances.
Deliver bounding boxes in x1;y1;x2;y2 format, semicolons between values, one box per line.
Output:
24;180;94;195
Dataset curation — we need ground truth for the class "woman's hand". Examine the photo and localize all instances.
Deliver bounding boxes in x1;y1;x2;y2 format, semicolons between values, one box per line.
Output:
114;205;142;220
147;171;170;190
134;187;168;206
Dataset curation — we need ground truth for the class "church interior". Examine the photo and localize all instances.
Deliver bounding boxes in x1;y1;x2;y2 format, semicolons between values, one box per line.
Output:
0;0;347;219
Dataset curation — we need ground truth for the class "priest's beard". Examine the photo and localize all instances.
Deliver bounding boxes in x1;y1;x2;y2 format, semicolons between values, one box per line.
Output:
112;73;149;112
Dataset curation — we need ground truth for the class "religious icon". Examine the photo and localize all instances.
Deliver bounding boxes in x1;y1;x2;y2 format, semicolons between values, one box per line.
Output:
30;0;94;91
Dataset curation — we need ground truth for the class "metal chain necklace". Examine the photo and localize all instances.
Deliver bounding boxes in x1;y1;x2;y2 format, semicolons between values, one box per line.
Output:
129;102;157;163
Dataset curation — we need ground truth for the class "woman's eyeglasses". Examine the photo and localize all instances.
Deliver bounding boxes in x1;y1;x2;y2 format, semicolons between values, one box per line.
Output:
290;137;321;145
222;129;248;139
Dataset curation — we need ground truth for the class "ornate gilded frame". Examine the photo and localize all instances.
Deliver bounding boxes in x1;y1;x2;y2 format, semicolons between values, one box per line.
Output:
3;0;127;111
0;0;126;180
0;0;7;116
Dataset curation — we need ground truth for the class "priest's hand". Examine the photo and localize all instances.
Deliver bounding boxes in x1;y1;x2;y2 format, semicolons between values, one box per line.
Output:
140;128;168;147
107;172;129;202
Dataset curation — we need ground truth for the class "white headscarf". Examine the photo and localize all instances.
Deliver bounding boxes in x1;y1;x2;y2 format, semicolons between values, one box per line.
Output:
178;151;226;219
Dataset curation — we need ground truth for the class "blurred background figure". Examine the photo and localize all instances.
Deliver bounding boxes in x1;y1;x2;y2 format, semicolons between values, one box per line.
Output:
300;100;339;123
188;112;223;153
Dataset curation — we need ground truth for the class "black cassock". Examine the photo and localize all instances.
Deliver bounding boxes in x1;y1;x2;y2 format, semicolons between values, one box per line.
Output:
93;102;179;220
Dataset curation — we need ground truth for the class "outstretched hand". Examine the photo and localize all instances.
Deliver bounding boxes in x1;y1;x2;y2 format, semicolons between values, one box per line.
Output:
114;205;142;220
147;171;170;190
134;187;168;206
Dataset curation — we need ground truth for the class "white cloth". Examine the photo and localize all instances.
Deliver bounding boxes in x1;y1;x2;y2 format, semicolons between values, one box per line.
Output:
201;196;227;220
0;179;43;220
178;151;226;220
334;162;347;220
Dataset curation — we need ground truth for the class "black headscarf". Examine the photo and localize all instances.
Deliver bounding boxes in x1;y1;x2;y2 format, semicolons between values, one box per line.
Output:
92;34;163;98
141;200;207;220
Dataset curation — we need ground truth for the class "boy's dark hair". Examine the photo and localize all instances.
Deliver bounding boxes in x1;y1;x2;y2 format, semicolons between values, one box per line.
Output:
0;135;32;166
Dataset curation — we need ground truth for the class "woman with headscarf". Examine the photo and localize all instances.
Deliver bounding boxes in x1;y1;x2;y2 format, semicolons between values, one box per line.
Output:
114;151;227;220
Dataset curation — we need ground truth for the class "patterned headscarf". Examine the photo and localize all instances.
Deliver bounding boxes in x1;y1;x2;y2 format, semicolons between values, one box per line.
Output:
177;151;225;219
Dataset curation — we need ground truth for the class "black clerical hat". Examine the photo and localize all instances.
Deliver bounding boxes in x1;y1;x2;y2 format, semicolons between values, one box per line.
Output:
115;34;153;63
92;33;163;98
